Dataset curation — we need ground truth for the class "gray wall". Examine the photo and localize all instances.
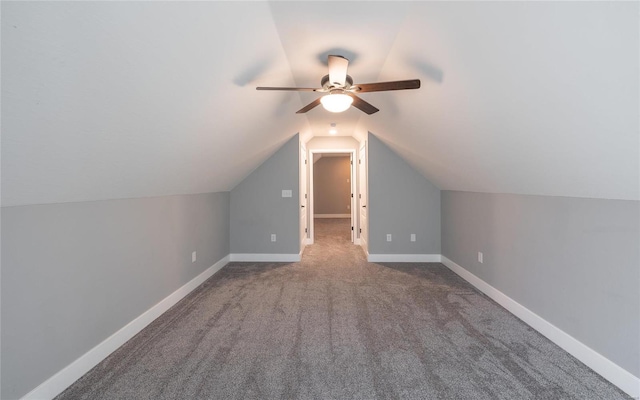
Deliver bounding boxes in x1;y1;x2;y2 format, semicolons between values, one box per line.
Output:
314;156;351;215
230;134;299;254
441;190;640;377
368;133;441;254
1;192;230;399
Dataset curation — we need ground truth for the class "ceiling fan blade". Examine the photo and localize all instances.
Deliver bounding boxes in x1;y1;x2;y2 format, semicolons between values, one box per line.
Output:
347;93;379;115
256;87;320;91
354;79;421;93
296;97;322;114
328;55;349;87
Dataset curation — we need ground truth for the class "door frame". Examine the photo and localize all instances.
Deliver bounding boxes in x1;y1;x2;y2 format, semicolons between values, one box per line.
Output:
308;148;357;245
358;142;368;253
300;142;308;252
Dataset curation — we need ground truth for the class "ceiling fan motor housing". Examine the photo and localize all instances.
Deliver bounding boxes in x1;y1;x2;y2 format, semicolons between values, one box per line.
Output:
321;74;354;90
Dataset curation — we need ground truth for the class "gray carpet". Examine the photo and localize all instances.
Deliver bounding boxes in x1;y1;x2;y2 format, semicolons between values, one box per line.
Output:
56;218;629;399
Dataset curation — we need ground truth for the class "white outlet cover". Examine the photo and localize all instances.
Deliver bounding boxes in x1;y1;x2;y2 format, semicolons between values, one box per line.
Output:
410;234;416;242
271;234;277;242
386;234;392;242
478;252;483;263
192;251;197;263
281;190;292;198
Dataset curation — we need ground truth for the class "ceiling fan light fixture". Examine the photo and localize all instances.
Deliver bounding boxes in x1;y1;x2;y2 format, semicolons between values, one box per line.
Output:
321;93;353;113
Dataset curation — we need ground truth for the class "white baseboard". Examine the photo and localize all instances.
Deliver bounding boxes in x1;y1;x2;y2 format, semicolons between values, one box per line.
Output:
441;255;640;399
368;254;442;263
229;253;301;262
22;255;231;400
314;214;350;218
22;252;636;399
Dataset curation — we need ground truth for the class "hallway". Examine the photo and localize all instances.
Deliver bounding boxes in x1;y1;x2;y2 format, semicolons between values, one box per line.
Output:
312;218;351;244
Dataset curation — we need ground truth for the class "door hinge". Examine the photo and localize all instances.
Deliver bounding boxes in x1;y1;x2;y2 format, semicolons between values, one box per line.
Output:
359;160;361;164
359;228;362;233
351;193;353;198
305;228;308;233
305;193;307;199
351;226;354;231
305;159;307;164
359;194;361;198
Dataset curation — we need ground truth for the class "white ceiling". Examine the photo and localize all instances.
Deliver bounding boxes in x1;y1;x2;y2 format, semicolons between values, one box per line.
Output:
2;1;638;206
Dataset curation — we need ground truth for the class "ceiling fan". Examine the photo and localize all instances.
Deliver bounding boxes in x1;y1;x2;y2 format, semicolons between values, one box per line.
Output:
256;55;421;115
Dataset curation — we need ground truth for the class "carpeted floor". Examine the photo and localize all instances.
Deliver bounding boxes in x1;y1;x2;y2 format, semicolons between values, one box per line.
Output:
56;218;629;399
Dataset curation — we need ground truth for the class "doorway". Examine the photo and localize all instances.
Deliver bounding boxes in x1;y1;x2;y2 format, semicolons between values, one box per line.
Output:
300;142;308;253
308;149;356;245
358;142;367;254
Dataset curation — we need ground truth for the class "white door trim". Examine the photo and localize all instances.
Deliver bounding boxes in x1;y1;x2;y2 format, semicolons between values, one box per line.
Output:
358;142;368;254
300;142;308;252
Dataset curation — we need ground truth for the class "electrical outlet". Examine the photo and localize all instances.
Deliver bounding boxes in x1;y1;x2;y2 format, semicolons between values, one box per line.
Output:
271;234;277;242
478;252;483;263
386;234;392;242
192;251;197;263
281;190;292;198
410;234;416;242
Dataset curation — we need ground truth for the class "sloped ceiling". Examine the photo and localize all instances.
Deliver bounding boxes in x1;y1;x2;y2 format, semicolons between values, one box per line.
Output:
357;2;639;200
2;1;638;206
1;2;308;206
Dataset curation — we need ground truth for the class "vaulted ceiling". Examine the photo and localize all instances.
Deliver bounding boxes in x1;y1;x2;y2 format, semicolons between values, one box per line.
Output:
2;1;638;207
